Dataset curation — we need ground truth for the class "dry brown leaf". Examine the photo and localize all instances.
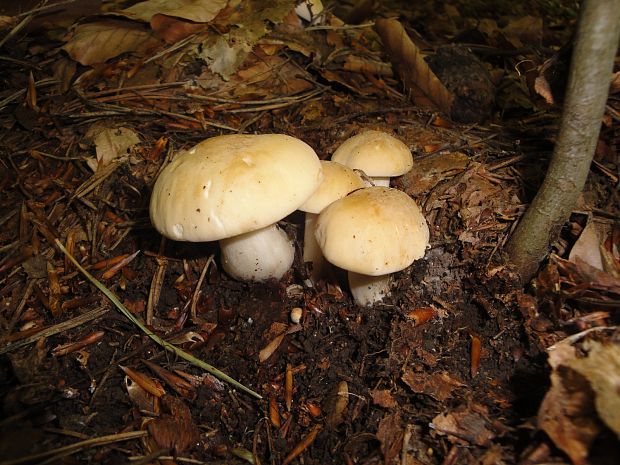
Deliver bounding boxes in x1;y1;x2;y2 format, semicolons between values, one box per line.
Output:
147;395;200;454
150;14;206;43
534;75;555;105
117;0;227;23
376;412;403;465
394;151;469;197
569;339;620;437
569;216;605;270
538;336;605;464
374;18;453;115
555;254;620;296
62;19;160;65
259;323;287;363
401;370;464;402
431;405;496;446
370;389;398;409
610;71;620;94
601;223;620;277
85;124;141;171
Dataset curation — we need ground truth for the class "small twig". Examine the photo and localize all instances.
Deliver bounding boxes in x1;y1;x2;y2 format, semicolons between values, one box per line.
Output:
0;430;147;465
305;22;375;31
0;305;110;355
146;252;167;327
190;255;215;322
14;0;78;18
0;13;34;49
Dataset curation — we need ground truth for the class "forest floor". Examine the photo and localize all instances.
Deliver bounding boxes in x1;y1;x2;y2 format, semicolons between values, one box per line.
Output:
1;1;619;464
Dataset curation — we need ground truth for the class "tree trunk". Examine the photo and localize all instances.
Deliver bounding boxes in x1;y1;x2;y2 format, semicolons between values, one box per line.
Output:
506;0;620;282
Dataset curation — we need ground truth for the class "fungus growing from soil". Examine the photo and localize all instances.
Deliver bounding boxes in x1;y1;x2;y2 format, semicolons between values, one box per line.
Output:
314;186;429;306
298;160;366;283
149;134;323;281
331;130;413;186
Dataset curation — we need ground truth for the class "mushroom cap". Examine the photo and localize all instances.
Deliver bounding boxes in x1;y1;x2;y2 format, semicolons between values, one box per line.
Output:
298;160;366;214
315;186;429;276
150;134;323;242
331;130;413;177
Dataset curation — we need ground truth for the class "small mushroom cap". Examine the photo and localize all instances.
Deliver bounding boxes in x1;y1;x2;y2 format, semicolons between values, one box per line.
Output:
315;187;429;276
331;130;413;177
150;134;322;241
298;160;366;214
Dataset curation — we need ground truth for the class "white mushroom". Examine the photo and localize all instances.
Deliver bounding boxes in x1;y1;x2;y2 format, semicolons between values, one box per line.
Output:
298;161;366;283
314;186;429;306
331;130;413;186
149;134;323;281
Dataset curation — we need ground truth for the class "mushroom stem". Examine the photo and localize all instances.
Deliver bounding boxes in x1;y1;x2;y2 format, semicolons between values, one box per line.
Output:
348;271;392;306
371;176;390;187
303;213;326;283
220;223;294;281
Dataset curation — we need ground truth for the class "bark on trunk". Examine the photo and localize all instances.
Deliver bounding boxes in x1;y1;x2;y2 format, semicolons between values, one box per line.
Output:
506;0;620;282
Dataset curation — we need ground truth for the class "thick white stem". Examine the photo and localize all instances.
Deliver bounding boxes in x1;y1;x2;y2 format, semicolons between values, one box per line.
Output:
303;213;325;283
371;176;391;187
220;223;294;281
348;271;392;306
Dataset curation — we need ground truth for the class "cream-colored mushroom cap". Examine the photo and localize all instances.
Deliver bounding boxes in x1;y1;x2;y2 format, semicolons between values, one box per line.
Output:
331;130;413;177
150;134;323;241
315;187;429;276
298;161;366;214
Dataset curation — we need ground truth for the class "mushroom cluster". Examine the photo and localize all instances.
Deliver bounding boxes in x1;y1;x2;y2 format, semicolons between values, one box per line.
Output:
149;130;429;306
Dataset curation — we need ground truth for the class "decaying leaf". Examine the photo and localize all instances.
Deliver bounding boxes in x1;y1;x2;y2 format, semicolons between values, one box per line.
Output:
62;19;160;65
259;323;288;363
147;394;200;454
324;380;349;428
370;389;398;409
431;404;496;446
85;124;141;171
554;254;620;298
375;18;453;116
539;339;601;464
376;412;403;465
568;216;605;271
568;339;620;437
118;0;227;23
538;334;620;464
200;34;253;80
394;151;469;197
534;75;554;105
199;0;296;80
402;370;464;402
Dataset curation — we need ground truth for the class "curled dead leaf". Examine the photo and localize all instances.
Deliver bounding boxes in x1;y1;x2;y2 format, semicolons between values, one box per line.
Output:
62;19;160;66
